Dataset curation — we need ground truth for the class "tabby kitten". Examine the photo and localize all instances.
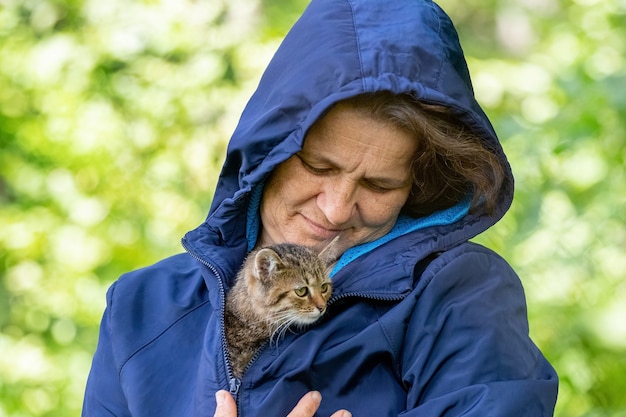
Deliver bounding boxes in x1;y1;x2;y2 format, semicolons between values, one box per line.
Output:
224;242;335;378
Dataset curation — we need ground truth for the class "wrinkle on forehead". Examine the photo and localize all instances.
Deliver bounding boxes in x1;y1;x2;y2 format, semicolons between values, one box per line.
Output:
302;106;416;185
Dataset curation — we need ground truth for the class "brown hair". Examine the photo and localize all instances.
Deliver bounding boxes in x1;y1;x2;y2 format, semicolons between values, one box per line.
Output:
340;92;505;217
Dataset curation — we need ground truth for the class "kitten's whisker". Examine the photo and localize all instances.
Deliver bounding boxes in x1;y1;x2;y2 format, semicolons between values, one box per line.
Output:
273;322;295;344
269;314;300;344
268;309;300;322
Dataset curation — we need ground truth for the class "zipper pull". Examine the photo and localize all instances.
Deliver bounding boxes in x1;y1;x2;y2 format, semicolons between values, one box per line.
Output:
229;377;241;395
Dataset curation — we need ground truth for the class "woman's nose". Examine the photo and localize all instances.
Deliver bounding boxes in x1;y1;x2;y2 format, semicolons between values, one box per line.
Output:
317;179;357;226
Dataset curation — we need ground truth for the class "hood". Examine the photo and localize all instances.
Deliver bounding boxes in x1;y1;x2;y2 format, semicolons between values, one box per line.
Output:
182;0;514;278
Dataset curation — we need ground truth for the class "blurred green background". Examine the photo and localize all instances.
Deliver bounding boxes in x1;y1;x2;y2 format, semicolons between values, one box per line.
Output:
1;0;624;415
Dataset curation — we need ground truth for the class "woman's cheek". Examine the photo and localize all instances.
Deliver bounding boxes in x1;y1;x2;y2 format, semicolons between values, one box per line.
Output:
361;190;410;224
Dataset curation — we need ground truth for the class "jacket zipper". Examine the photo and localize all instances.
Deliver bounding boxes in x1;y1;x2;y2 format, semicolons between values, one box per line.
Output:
180;241;242;408
328;291;406;307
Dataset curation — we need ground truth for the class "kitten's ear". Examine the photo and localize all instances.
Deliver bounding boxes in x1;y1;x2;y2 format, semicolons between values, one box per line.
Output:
254;248;283;283
318;235;341;266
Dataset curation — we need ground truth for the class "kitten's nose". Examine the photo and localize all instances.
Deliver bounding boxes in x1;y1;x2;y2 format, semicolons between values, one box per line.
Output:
316;304;325;313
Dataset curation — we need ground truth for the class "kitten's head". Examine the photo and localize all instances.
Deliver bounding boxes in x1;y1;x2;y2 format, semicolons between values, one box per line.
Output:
250;243;333;330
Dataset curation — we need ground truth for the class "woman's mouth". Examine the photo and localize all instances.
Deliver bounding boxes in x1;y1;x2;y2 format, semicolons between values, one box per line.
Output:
302;215;343;241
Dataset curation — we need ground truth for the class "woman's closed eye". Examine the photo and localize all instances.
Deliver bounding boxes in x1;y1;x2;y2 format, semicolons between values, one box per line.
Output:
296;154;333;175
362;179;395;193
295;152;408;193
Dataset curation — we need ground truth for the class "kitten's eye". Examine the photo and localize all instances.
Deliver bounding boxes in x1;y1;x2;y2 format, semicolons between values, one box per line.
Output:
320;283;329;293
294;287;309;297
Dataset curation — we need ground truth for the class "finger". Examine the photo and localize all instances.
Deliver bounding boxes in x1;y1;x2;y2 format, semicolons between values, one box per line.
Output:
286;391;322;417
286;391;352;417
213;390;237;417
331;410;352;417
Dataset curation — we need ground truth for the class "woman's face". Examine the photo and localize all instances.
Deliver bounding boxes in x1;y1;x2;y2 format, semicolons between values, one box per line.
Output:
258;103;418;255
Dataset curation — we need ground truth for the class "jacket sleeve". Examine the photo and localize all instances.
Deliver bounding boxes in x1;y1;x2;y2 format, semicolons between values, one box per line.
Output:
82;282;132;417
400;246;558;416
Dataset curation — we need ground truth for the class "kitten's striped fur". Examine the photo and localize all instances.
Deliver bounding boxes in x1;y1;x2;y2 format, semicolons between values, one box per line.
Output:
224;242;336;378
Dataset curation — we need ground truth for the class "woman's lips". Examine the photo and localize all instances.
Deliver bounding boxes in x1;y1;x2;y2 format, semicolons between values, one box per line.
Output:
302;215;342;240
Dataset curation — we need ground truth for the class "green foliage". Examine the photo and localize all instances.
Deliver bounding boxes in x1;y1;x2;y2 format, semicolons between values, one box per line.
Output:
1;0;624;416
1;0;267;415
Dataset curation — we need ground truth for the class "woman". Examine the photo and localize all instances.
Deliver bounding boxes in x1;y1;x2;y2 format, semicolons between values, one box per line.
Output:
82;0;558;416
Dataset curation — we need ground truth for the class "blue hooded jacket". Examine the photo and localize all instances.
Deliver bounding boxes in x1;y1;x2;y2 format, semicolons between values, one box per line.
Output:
82;0;559;416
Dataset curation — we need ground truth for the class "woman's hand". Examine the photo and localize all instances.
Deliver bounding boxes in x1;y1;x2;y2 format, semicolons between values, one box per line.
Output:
213;390;351;417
